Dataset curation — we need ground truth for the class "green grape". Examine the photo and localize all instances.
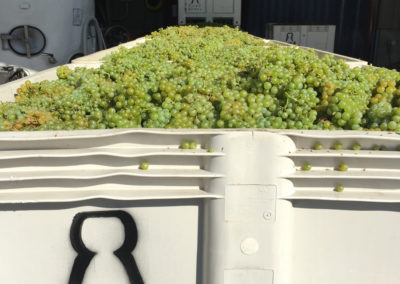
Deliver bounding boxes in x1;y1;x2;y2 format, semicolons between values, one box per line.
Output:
314;142;323;150
208;147;214;152
372;144;380;150
189;141;197;149
334;185;344;192
140;161;149;170
181;141;190;149
333;142;343;150
352;143;361;150
380;145;387;151
302;162;312;171
337;163;348;171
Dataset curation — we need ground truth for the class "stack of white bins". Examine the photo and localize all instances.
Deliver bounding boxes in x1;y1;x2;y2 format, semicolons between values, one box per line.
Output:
0;37;399;284
177;0;242;26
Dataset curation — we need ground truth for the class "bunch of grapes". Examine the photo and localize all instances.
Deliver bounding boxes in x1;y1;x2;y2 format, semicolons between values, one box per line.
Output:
1;25;400;132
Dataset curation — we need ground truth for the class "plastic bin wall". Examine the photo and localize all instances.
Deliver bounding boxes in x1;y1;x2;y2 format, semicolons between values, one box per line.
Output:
0;129;399;284
0;129;293;284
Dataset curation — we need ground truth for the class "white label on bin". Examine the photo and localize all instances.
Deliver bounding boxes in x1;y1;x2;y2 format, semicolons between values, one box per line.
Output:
225;185;276;222
69;211;143;283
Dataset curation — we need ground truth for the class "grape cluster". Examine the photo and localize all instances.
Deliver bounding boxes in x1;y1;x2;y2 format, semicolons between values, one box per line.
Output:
1;25;400;131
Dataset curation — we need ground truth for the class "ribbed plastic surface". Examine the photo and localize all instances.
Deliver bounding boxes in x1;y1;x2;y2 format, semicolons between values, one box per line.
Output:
0;130;225;203
280;130;400;203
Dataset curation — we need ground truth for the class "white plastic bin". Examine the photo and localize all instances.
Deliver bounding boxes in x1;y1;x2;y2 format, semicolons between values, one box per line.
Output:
177;0;242;26
0;37;399;284
266;24;336;52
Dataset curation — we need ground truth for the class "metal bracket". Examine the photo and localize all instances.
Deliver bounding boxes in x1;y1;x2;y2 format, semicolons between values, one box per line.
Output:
0;33;12;50
23;25;31;58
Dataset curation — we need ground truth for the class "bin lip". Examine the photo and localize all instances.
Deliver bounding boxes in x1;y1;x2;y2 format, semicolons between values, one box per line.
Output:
0;128;397;141
263;39;368;64
71;37;368;66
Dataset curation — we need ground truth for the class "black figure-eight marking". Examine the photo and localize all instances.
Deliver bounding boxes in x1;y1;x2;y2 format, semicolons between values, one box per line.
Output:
69;210;144;284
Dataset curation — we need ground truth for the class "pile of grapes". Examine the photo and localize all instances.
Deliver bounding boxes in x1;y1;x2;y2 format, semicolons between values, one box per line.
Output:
2;25;400;131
